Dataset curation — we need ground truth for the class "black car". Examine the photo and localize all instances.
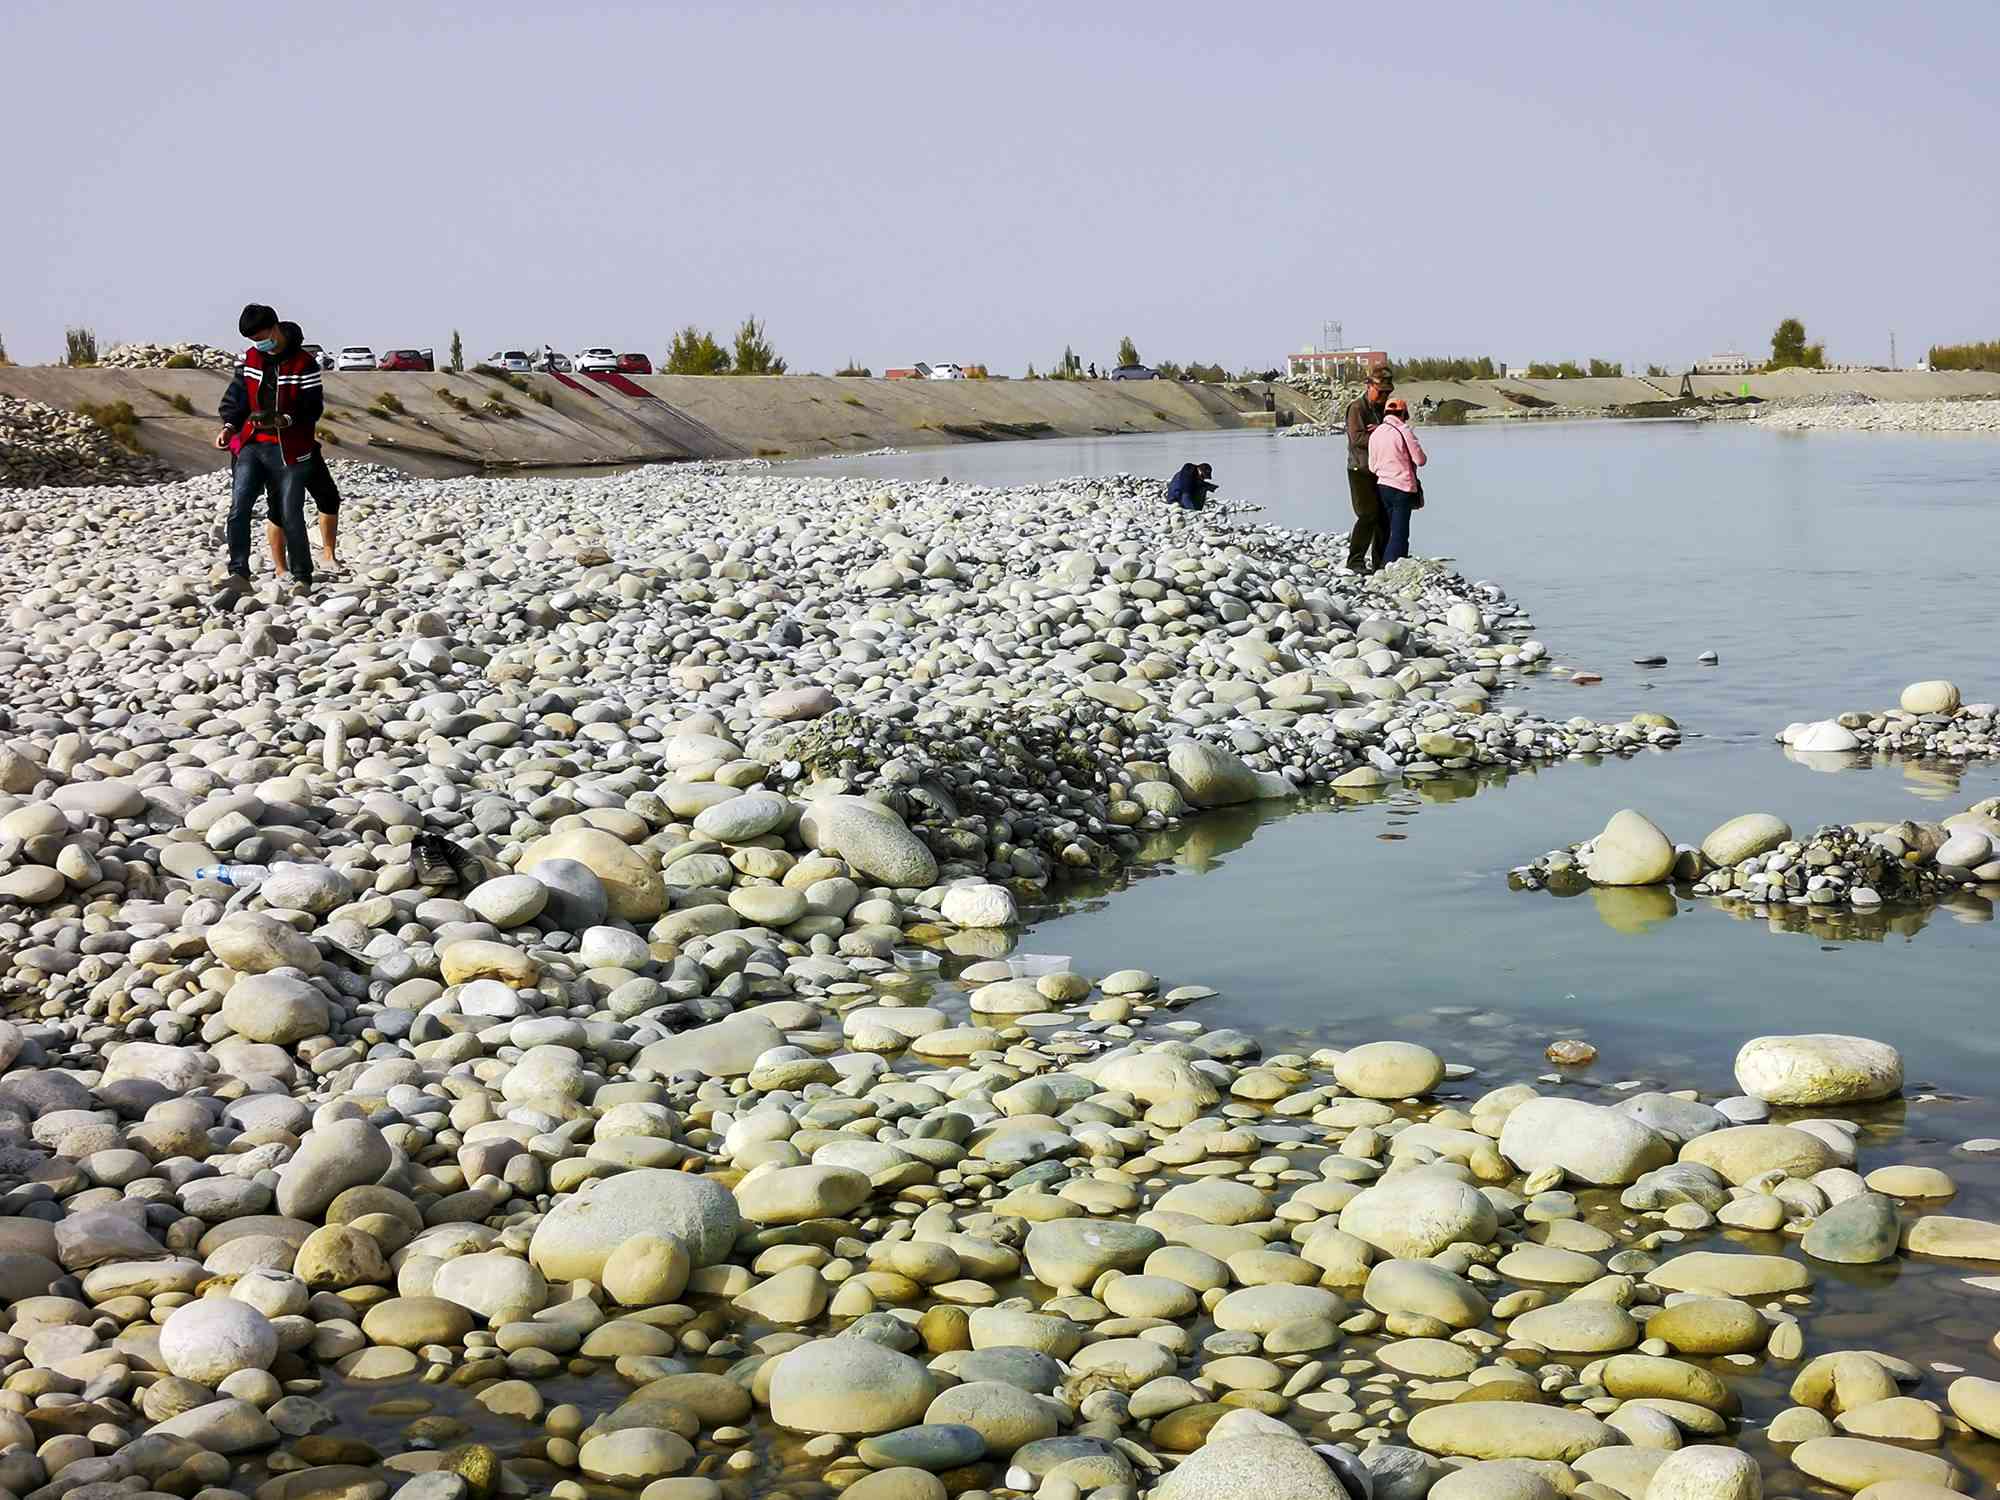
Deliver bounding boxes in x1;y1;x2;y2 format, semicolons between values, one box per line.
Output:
1110;364;1158;380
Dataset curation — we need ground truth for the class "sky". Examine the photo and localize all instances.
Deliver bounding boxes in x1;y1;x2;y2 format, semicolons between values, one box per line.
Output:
7;0;1999;373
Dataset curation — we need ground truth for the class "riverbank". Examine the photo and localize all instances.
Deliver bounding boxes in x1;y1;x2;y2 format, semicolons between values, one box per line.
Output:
1755;397;2000;434
5;458;2000;1499
7;366;2000;487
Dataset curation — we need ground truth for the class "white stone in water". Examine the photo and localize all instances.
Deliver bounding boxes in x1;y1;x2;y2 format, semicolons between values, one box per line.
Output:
1791;720;1861;753
1733;1034;1903;1106
940;883;1018;928
1901;679;1961;714
160;1299;278;1384
1584;809;1675;886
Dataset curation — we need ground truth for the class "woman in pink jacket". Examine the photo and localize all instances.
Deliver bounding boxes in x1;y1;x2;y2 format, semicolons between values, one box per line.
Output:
1366;397;1427;563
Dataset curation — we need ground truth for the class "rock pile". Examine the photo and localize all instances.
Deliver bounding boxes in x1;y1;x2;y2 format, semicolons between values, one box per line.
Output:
99;341;236;372
1511;798;2000;914
1756;398;2000;434
1778;680;2000;763
0;394;179;490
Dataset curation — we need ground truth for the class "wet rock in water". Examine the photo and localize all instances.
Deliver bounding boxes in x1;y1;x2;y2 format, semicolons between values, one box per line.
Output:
1499;1097;1674;1185
1734;1034;1904;1106
1333;1039;1445;1098
766;1338;938;1435
1585;809;1676;886
1700;812;1792;866
1802;1193;1902;1264
1901;679;1961;714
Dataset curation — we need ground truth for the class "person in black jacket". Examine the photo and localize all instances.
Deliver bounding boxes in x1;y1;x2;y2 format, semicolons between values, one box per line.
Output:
237;322;343;575
215;303;322;595
1165;461;1215;510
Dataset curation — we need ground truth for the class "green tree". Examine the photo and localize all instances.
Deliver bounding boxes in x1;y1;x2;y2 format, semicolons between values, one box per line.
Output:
1024;362;1039;380
1116;336;1140;369
449;330;464;372
1769;318;1825;370
0;332;10;367
63;326;99;367
834;358;870;376
1053;345;1081;379
1645;363;1668;377
731;316;787;375
665;325;730;375
1587;358;1623;377
1929;339;2000;372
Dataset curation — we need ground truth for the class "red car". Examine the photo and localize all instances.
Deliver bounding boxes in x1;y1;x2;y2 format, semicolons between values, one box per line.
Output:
616;353;653;375
379;348;435;372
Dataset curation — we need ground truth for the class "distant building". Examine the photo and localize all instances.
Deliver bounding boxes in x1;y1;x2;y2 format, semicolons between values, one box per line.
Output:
1504;366;1531;379
1286;346;1388;381
884;364;931;380
1694;352;1755;375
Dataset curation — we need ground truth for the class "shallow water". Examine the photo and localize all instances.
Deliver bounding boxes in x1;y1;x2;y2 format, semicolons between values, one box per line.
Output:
796;421;2000;1092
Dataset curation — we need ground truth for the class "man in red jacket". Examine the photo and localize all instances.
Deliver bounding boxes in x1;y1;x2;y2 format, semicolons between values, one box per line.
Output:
215;303;322;600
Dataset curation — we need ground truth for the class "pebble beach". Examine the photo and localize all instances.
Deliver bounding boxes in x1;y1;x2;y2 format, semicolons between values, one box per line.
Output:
1;458;1999;1500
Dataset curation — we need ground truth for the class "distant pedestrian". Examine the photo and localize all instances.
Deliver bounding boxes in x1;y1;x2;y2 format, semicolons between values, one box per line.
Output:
252;323;342;576
1343;363;1393;573
1165;461;1216;511
215;303;321;600
1367;396;1427;565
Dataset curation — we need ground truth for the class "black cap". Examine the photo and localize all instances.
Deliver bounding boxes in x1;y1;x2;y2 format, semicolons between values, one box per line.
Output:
238;303;279;338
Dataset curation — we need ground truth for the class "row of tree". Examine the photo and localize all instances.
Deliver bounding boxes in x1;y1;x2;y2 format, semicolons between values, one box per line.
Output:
1925;339;2000;372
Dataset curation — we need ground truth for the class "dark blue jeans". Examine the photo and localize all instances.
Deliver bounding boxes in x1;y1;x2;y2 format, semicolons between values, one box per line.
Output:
1378;484;1416;563
229;444;311;582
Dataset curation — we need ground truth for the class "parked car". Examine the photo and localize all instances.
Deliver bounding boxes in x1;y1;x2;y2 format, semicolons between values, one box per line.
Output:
378;348;435;372
927;363;965;380
301;343;334;371
485;350;534;372
334;346;376;371
1109;364;1158;380
575;347;619;373
616;353;653;375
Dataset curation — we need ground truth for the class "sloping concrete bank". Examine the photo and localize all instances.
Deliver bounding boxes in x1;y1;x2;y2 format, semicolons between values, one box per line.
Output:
0;367;1313;480
1390;368;2000;414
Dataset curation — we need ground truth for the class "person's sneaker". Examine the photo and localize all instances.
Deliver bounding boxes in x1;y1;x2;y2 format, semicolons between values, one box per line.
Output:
412;832;482;888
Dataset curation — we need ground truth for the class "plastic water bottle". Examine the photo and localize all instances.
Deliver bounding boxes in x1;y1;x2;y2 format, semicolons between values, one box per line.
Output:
192;864;269;890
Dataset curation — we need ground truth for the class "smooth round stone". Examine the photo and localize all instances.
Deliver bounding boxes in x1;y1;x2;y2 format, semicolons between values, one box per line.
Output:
1496;1245;1605;1285
766;1338;937;1435
1599;1354;1733;1412
1645;1298;1767;1355
522;827;665;921
1023;1219;1161;1294
220;973;330;1044
1586;809;1675;886
1700;812;1792;866
1791;1438;1960;1493
1682;1125;1839;1186
1102;1274;1199;1320
1213;1284;1345;1335
1377;1338;1479;1378
728;886;808;926
692;791;791;842
1154;1178;1271;1224
1500;1098;1674;1186
1947;1375;2000;1439
604;1234;692;1307
940;883;1018;928
361;1297;475;1349
438;938;539;988
1154;1435;1353;1500
1365;1259;1489;1328
841;1471;944;1500
160;1299;278;1383
924;1382;1057;1456
578;1429;694;1484
1645;1446;1760;1500
530;1170;741;1277
856;1424;986;1471
1865;1165;1955;1199
735;1164;870;1225
1340;1170;1499;1257
1802;1193;1901;1265
1901;679;1960;714
1334;1040;1444;1099
1645;1252;1811;1298
1430;1462;1562;1500
1407;1403;1615;1462
1507;1300;1642;1353
464;875;548;928
1733;1034;1903;1107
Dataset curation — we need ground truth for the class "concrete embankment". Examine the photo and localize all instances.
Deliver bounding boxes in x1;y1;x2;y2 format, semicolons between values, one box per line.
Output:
7;365;1999;482
0;367;1315;479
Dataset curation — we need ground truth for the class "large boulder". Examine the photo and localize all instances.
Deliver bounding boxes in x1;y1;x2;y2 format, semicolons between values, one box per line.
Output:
1733;1034;1903;1106
521;828;664;922
221;974;330;1044
635;1014;784;1080
766;1337;938;1436
1334;1041;1444;1099
1901;680;1961;714
1500;1098;1674;1186
1681;1125;1840;1186
796;797;938;887
1407;1403;1615;1462
1700;814;1791;867
160;1299;277;1384
734;1165;871;1226
276;1119;392;1220
1155;1435;1353;1500
1585;809;1675;886
207;912;319;974
1166;740;1288;808
1339;1169;1499;1257
529;1169;741;1278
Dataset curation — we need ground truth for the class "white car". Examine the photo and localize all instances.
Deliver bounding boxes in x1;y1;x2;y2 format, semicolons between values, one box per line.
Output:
334;346;375;371
575;347;619;373
486;350;533;373
927;363;965;380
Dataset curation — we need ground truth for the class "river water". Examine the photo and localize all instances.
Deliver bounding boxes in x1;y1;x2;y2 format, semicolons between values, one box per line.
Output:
794;421;2000;1093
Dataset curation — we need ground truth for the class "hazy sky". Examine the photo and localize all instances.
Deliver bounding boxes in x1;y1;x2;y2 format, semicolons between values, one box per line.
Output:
8;0;1997;372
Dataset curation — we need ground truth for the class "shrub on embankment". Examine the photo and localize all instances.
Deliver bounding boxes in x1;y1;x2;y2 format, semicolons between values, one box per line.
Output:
1929;340;2000;372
